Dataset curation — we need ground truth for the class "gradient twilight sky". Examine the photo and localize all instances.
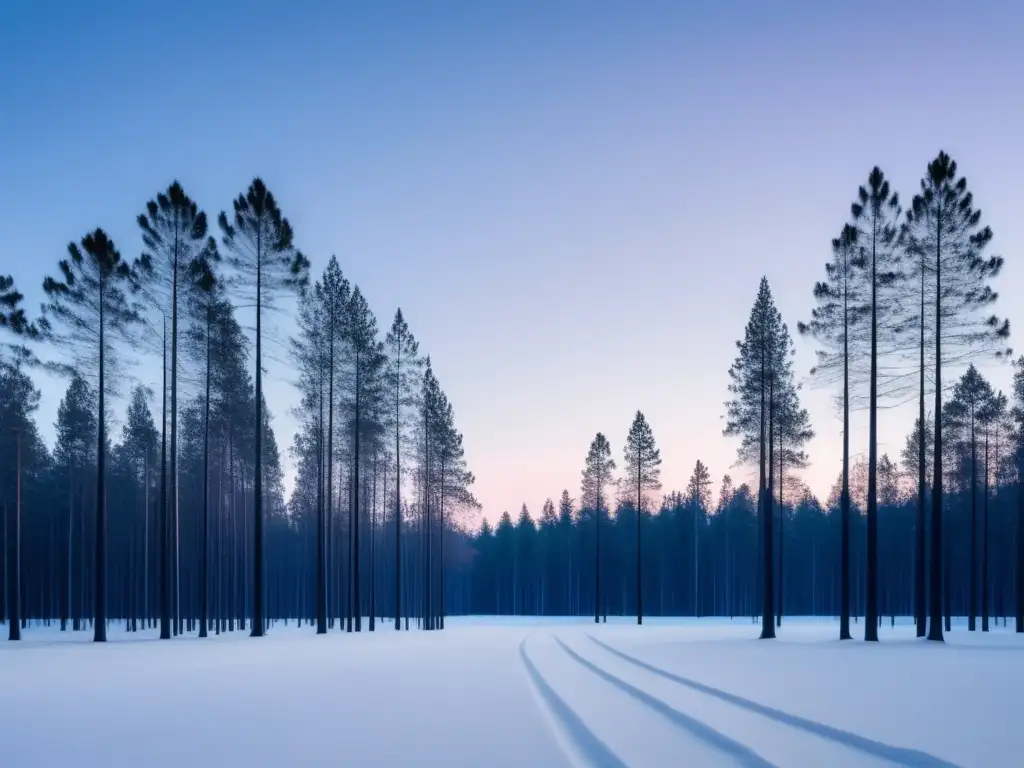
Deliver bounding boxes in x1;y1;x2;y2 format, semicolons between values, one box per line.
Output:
2;1;1023;524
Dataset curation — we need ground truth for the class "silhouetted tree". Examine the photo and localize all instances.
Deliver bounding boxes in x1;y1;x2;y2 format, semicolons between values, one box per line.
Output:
385;308;422;630
53;374;96;631
292;273;330;633
798;226;862;640
219;178;309;637
726;277;788;639
904;152;1010;642
43;229;144;642
949;366;993;631
320;258;350;633
0;277;42;641
851;167;902;641
0;364;40;640
581;433;615;623
344;286;386;632
979;388;1007;632
183;255;222;637
119;385;157;632
432;383;476;629
622;411;661;625
557;490;575;613
137;181;216;639
774;382;812;627
685;460;711;616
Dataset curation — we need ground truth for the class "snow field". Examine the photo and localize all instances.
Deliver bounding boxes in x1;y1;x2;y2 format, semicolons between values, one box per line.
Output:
0;617;1021;767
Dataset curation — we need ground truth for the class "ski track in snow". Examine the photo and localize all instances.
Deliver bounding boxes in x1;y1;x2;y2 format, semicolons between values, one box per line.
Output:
551;635;779;768
524;629;973;768
518;637;628;768
585;634;961;768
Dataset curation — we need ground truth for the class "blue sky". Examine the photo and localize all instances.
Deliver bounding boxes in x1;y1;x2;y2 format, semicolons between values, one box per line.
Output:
2;1;1023;522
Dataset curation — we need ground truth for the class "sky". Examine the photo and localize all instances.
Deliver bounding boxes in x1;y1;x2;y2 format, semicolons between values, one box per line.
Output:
2;1;1023;526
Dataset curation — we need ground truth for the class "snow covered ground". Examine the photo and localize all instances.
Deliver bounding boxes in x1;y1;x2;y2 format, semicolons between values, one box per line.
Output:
1;616;1020;767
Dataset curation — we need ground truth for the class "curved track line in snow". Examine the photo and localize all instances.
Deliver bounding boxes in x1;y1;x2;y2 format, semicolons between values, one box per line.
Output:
587;635;962;768
518;638;628;768
553;637;778;768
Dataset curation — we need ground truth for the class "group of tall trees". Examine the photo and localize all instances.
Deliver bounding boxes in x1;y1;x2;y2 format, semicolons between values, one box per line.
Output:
2;151;1021;646
791;153;1007;643
577;415;663;627
726;277;810;639
0;178;476;642
290;257;478;635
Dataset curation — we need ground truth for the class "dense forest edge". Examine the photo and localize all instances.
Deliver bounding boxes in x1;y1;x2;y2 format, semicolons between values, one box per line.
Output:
1;152;1022;645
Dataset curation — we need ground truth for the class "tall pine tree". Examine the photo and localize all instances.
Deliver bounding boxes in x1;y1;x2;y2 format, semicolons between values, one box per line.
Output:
798;227;862;640
685;459;712;617
904;152;1010;642
43;229;144;642
581;433;615;624
136;181;216;639
726;277;788;639
623;411;661;625
385;308;422;631
851;167;902;641
219;179;309;637
344;286;386;632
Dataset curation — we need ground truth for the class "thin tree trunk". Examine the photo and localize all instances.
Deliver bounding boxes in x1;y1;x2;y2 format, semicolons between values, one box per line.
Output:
316;357;326;634
370;448;377;631
595;493;601;624
199;313;211;638
970;411;978;632
327;316;336;633
759;321;774;640
347;475;354;633
423;418;431;630
394;358;403;630
776;447;784;629
8;430;22;641
982;429;990;632
840;261;851;641
94;276;107;643
916;248;927;637
1017;460;1024;633
439;459;445;630
636;471;642;626
765;374;775;639
160;317;170;640
64;466;72;631
252;231;265;638
928;217;944;642
171;238;181;639
143;452;149;629
694;498;699;618
353;366;362;632
865;228;879;642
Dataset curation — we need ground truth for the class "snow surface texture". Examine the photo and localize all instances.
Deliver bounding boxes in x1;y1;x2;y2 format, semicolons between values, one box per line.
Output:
0;617;1019;767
